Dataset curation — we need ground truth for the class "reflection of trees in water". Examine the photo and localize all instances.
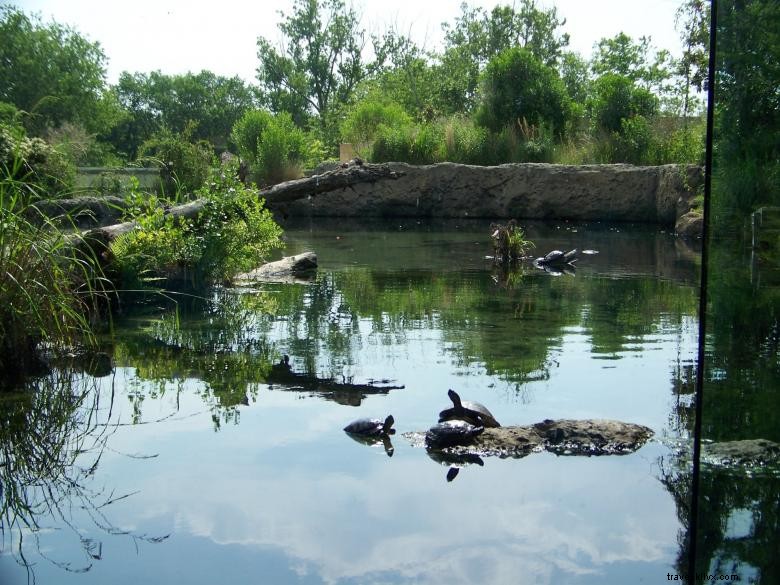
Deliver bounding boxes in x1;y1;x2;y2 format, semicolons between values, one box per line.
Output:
0;369;166;580
660;242;780;584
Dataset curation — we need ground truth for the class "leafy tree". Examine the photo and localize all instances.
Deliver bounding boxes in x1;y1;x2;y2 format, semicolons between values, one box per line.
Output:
559;51;592;112
591;32;672;99
0;6;118;136
589;74;658;134
256;0;367;128
476;47;570;135
713;0;780;224
110;70;259;159
674;0;710;117
437;1;569;112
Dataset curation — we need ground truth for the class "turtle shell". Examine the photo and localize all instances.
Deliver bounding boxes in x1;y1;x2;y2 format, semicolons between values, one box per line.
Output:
425;420;484;449
344;415;395;436
438;389;501;428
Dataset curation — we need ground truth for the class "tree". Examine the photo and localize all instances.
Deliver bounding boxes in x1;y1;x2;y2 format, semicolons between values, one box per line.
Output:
110;70;259;159
256;0;366;128
591;33;672;100
713;0;780;224
476;47;570;135
437;1;570;113
675;0;710;117
589;74;658;134
0;6;117;136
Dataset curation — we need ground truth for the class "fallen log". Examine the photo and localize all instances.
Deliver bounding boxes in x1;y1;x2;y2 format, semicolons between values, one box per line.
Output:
404;418;654;459
76;163;403;261
233;252;318;285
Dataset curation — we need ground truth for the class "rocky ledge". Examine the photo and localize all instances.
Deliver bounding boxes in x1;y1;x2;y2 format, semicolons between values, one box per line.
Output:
404;418;654;459
271;162;703;232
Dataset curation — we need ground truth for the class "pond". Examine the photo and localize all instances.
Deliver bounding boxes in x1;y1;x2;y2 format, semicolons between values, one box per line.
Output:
1;219;705;584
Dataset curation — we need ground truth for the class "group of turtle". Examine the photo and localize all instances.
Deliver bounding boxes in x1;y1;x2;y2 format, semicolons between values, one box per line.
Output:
343;389;501;455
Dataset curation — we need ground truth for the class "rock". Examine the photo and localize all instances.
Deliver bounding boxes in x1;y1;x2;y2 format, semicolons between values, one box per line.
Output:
233;252;318;285
272;162;703;227
702;439;780;467
675;210;703;238
404;418;654;458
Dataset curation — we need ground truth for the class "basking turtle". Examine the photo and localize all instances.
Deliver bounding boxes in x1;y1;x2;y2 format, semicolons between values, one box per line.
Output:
425;420;484;449
535;248;578;267
439;389;501;428
344;415;395;437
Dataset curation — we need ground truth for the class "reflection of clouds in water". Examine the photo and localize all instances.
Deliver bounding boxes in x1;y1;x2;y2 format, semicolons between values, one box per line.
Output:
125;444;674;585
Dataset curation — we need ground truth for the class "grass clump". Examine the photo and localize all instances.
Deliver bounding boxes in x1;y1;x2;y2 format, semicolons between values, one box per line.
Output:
0;157;107;381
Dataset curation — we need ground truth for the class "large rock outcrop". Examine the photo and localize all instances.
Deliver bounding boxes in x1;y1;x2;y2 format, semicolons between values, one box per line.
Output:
270;162;702;227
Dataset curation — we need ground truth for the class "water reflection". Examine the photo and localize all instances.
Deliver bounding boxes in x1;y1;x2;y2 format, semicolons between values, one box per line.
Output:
1;220;705;584
0;369;166;580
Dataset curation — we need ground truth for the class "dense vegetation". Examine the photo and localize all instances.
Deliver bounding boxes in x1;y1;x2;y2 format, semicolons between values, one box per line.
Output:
1;0;710;193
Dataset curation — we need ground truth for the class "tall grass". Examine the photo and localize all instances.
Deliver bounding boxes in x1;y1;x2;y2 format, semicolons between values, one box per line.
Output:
0;156;108;381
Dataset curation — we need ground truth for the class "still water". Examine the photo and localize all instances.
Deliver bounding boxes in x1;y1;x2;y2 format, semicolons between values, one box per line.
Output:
1;219;703;584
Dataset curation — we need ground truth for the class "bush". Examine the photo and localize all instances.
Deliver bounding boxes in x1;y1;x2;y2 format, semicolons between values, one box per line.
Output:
138;128;214;198
341;98;413;145
476;47;571;137
371;123;443;165
110;164;283;290
0;123;76;197
590;74;658;134
231;110;312;185
651;119;705;165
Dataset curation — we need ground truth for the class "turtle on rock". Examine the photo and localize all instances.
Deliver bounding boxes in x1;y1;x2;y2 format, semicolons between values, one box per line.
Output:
425;419;484;449
438;389;501;428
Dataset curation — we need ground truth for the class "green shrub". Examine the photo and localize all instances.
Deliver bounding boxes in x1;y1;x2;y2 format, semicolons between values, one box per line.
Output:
231;110;310;185
138;128;214;197
110;164;283;290
443;117;490;164
0;123;76;197
651;119;706;165
231;110;273;162
611;115;653;164
476;47;571;136
371;123;443;165
341;98;413;145
590;74;658;134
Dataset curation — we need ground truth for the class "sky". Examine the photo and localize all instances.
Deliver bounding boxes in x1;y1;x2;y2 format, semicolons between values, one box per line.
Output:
13;0;686;85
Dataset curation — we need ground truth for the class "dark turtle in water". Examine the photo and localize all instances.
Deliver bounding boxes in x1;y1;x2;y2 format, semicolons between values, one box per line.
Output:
439;389;501;428
344;415;395;437
425;420;484;449
535;248;578;267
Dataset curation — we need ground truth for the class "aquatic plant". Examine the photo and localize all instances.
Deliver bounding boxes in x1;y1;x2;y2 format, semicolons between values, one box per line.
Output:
490;219;534;263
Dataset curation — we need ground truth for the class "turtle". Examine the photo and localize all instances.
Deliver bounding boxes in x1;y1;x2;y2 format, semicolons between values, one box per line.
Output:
425;420;484;449
535;248;578;267
438;389;501;428
343;415;395;437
